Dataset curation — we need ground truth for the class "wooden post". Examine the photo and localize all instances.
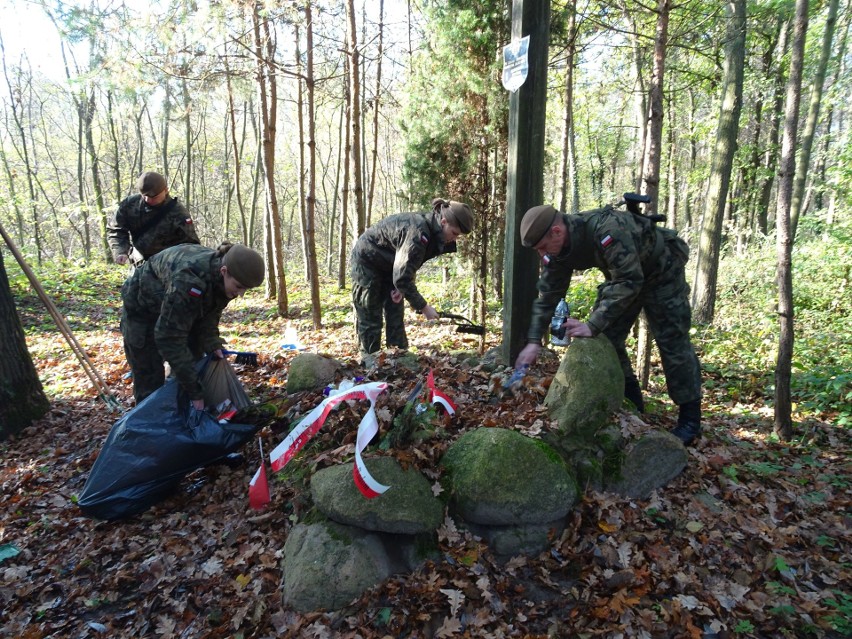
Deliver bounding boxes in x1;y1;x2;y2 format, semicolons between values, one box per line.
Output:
502;0;551;365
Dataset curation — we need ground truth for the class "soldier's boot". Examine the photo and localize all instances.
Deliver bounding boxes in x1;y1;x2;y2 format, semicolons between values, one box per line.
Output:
672;399;702;446
624;376;644;413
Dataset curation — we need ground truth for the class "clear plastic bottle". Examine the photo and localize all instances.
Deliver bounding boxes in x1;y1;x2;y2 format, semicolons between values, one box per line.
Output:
550;299;571;346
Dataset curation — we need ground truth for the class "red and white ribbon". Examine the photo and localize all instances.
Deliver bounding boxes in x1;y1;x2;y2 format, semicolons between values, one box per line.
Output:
427;369;457;415
269;382;390;498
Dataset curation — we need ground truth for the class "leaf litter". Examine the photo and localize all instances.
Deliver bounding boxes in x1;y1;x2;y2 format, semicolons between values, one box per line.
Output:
1;296;850;638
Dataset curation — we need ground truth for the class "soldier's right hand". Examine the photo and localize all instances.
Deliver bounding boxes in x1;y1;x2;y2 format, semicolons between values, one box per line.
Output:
191;398;205;410
515;343;541;368
115;254;129;265
421;304;439;320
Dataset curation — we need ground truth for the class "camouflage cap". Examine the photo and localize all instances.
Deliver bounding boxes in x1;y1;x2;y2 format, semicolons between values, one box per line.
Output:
520;205;558;247
223;244;265;288
136;172;167;196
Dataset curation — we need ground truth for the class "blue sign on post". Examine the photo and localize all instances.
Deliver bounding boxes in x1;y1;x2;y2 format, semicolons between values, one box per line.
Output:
502;35;530;92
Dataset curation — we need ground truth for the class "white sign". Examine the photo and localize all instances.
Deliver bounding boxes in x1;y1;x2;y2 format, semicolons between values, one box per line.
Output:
502;36;530;92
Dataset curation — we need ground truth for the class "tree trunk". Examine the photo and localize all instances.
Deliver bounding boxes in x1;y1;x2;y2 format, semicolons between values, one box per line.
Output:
294;24;311;282
82;90;110;261
774;0;809;441
0;247;49;439
346;0;365;241
640;0;670;216
252;3;287;316
338;45;352;289
367;0;384;226
757;16;791;234
224;54;248;244
790;0;839;238
304;3;322;329
558;2;579;215
692;0;746;325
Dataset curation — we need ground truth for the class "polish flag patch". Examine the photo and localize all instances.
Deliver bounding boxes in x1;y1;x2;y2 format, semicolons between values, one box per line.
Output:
420;233;430;246
189;287;203;297
600;234;614;248
185;218;194;225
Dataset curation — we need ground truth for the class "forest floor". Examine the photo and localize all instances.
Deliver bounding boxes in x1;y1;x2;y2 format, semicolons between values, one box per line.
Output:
1;280;850;639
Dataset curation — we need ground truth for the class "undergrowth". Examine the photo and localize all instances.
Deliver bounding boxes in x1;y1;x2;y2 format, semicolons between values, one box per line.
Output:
7;212;850;429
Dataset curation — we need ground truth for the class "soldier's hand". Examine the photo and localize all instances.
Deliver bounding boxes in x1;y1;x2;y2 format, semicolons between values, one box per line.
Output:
566;319;593;338
115;254;129;265
421;305;439;320
191;398;205;410
390;289;403;304
515;343;541;368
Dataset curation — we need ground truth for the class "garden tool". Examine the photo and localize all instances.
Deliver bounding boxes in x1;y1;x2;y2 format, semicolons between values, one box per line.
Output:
437;311;485;336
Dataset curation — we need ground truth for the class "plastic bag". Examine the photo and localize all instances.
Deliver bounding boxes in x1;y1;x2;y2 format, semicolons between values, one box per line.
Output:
77;357;260;520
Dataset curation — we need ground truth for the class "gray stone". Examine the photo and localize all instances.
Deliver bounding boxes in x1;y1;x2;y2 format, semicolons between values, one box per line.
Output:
441;428;578;526
311;457;444;534
606;431;688;499
543;335;624;437
464;518;566;558
282;521;395;612
287;353;341;394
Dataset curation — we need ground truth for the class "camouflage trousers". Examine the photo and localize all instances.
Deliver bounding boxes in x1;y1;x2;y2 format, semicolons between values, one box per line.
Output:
351;277;408;357
599;258;702;407
121;308;203;404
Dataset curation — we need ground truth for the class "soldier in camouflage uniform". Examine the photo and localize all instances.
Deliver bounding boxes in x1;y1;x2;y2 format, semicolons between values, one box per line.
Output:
350;198;474;358
121;243;264;406
515;203;703;445
108;172;200;266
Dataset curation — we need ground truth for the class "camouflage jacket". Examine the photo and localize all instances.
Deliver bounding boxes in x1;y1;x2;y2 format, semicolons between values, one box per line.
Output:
350;211;457;311
108;194;199;262
528;206;680;343
121;244;230;400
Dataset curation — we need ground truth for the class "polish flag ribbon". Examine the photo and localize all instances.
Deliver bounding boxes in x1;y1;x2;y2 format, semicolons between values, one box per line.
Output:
269;382;390;498
426;369;457;415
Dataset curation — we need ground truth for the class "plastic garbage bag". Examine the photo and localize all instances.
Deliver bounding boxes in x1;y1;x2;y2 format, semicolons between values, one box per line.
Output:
78;357;260;520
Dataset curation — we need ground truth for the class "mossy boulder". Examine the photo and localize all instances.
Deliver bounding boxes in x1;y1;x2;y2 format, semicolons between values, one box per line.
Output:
544;335;624;437
287;353;341;394
441;427;578;526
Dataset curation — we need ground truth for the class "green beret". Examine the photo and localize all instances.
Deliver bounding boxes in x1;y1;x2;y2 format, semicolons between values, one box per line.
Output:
223;244;265;288
136;171;167;196
520;205;558;247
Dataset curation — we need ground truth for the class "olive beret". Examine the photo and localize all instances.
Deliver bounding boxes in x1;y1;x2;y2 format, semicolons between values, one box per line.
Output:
136;171;167;196
520;205;558;247
223;244;265;288
433;198;474;234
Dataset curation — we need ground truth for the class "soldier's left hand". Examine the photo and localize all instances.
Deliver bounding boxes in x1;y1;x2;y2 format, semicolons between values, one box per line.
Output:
566;319;592;338
390;289;403;304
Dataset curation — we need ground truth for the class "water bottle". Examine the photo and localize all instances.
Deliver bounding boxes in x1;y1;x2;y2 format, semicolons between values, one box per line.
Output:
550;299;571;346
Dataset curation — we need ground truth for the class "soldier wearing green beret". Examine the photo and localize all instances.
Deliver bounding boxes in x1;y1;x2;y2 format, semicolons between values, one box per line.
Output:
515;202;703;445
121;242;264;407
350;198;474;359
108;171;200;266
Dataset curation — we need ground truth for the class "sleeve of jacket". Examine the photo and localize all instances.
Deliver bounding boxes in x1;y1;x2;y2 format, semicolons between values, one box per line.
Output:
107;203;131;259
527;262;573;343
391;228;429;311
171;201;200;245
152;277;210;400
586;217;644;335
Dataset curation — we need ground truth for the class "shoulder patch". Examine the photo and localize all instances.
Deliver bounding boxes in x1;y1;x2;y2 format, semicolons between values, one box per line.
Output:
600;234;614;248
185;218;193;225
189;287;203;298
420;233;430;246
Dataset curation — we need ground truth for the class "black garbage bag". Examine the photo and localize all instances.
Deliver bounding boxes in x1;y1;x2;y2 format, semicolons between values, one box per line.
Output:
78;357;261;520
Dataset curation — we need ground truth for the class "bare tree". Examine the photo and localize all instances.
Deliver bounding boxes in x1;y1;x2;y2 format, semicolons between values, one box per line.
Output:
692;0;747;324
774;0;810;440
346;0;365;240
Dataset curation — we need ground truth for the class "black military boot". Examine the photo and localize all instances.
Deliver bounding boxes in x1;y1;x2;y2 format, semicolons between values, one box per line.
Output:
672;399;702;445
624;377;645;413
